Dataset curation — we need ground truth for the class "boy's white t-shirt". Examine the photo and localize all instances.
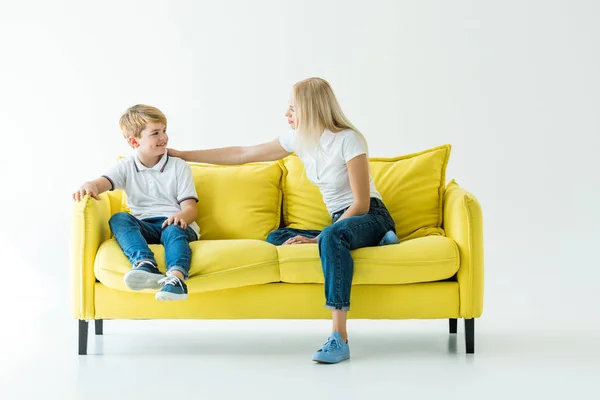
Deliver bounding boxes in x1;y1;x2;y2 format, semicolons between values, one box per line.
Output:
102;151;200;239
279;129;381;215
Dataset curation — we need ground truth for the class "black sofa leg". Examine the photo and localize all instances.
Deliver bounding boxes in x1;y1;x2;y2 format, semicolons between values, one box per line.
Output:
79;320;88;355
449;318;457;334
465;318;475;354
95;319;103;335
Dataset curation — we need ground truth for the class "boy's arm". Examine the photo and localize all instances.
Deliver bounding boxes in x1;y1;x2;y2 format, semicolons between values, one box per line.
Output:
73;160;127;202
161;199;198;229
72;177;112;202
162;160;199;229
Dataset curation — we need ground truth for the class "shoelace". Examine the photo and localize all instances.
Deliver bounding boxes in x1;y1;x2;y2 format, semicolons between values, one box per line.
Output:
136;260;156;269
158;275;183;288
320;336;343;353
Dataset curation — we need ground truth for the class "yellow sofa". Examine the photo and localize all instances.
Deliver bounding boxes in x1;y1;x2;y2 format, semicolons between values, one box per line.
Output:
71;144;484;355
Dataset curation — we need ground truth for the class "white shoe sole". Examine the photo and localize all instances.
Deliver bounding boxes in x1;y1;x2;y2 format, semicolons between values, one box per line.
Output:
124;270;163;291
155;291;188;301
312;353;350;364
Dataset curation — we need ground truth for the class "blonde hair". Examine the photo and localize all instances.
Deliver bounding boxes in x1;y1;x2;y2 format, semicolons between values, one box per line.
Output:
119;104;167;139
292;77;367;153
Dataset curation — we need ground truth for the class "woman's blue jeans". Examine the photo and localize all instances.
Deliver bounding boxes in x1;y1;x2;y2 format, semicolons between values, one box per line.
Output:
266;198;396;310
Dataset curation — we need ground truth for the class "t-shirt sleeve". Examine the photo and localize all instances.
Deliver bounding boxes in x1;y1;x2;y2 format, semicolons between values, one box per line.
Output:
177;161;199;204
341;131;368;163
278;130;296;153
101;160;127;191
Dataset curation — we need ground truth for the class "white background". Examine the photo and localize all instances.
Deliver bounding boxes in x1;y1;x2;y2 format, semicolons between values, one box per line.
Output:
0;1;599;394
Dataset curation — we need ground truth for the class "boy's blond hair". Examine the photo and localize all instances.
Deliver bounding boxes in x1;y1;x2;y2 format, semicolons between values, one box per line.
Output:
119;104;167;139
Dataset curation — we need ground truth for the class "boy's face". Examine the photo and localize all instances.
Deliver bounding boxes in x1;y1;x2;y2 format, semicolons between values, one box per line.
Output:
128;122;168;156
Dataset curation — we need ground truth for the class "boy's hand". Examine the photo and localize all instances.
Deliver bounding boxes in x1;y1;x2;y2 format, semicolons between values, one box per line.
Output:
167;148;181;158
73;182;100;202
162;215;188;230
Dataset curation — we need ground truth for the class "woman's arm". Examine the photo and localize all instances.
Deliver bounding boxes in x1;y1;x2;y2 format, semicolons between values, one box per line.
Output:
169;138;291;165
334;154;371;223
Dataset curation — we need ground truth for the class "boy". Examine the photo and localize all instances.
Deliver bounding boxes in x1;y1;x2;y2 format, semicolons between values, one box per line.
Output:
72;104;199;300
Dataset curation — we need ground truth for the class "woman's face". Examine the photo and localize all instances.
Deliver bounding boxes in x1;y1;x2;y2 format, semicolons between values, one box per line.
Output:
285;95;298;130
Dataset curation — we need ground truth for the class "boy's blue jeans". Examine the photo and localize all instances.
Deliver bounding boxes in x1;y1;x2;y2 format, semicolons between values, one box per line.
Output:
266;198;396;311
108;212;198;279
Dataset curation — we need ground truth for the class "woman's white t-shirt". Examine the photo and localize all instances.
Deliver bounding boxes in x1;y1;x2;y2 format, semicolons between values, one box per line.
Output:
279;129;382;215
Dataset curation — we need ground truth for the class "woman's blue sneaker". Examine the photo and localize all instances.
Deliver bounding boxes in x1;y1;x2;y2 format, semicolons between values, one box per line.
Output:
312;332;350;364
378;230;400;246
155;275;188;301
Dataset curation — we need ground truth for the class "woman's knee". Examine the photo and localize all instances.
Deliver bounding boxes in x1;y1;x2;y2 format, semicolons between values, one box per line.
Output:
318;224;345;245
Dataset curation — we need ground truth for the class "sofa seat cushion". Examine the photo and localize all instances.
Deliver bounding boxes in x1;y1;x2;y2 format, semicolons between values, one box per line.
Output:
95;239;280;293
277;236;459;284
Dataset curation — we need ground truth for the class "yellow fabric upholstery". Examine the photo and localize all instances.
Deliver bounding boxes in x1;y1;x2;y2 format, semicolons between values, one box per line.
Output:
96;239;280;293
119;161;282;240
190;162;282;240
280;155;330;230
70;193;113;320
94;282;459;320
277;236;458;284
370;144;451;240
443;179;484;318
71;146;484;325
280;145;451;240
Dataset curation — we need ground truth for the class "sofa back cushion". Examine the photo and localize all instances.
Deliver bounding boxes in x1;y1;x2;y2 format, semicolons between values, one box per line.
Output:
119;161;283;240
370;145;450;240
280;155;331;231
280;144;451;240
189;162;282;240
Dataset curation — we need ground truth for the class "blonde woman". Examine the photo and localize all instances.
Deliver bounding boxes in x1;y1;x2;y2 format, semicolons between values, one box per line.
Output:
170;78;398;363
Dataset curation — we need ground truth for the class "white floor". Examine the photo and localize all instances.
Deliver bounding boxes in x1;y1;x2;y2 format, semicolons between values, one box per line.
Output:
0;315;598;400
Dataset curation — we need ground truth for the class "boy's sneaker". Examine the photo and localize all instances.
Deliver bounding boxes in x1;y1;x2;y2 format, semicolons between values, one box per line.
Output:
378;230;400;246
312;332;350;364
124;261;164;291
155;275;188;301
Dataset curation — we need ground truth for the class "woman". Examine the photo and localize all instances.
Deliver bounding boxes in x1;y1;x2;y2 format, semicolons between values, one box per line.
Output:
169;77;398;363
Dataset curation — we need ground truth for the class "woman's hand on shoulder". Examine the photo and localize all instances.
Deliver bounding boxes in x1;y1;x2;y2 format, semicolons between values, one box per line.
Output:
167;148;181;158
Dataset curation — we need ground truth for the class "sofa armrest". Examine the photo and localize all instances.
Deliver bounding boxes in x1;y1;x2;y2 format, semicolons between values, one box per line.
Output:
70;193;114;320
443;180;484;318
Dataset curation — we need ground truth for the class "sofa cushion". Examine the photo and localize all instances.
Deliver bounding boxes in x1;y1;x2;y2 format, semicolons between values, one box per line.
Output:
279;155;330;231
370;144;451;240
277;236;459;284
119;161;283;240
280;144;451;240
189;162;282;240
95;239;280;293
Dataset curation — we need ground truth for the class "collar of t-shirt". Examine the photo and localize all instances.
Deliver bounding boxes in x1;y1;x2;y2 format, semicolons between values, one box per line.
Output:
134;150;169;173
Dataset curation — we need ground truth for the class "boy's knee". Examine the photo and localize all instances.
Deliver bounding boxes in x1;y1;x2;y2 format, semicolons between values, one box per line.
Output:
162;224;186;237
109;212;132;227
